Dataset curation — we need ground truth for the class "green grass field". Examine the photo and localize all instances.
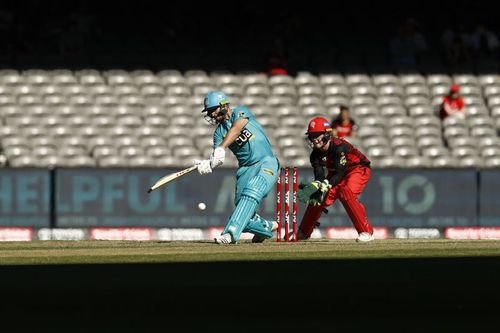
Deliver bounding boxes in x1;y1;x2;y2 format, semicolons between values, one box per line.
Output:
1;239;500;265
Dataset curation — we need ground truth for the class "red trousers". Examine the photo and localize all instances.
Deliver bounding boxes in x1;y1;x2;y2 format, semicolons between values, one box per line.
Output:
299;166;373;238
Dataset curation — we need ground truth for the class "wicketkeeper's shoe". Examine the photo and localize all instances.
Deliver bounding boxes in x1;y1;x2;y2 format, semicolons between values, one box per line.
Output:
214;233;235;244
285;228;308;242
356;232;375;242
251;221;278;243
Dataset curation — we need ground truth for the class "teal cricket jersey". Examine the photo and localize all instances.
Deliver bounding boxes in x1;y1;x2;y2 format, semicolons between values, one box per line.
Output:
213;105;276;167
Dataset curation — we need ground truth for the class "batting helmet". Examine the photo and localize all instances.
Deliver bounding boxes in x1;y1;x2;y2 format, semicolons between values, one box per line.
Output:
202;91;230;113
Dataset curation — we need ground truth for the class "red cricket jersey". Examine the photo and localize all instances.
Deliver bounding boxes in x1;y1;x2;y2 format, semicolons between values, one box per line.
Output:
440;96;464;119
309;137;371;186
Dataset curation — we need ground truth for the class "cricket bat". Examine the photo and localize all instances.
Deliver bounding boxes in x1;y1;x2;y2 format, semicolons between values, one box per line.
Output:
147;165;198;193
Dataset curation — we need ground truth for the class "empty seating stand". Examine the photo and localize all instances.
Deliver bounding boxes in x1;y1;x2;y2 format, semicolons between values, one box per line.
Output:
0;69;499;168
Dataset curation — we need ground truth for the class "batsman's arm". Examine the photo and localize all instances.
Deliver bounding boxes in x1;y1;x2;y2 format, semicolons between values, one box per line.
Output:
219;118;249;149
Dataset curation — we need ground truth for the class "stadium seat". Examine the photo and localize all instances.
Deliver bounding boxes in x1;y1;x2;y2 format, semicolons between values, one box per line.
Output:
39;155;68;167
346;74;371;86
403;156;432;168
458;156;482;168
267;96;295;108
427;75;452;87
413;116;441;130
378;85;404;97
319;74;345;86
391;136;417;149
452;74;478;86
98;156;127;167
93;146;118;158
297;96;322;107
268;75;294;86
298;85;323;97
362;136;390;149
324;96;349;108
451;147;477;158
471;127;496;138
295;73;320;86
323;85;349;98
9;156;40;167
393;146;419;158
3;146;31;158
443;126;469;139
119;146;144;158
484;157;500;168
301;105;327;118
431;156;458;168
246;85;272;98
388;127;414;138
377;96;403;108
400;74;425;86
405;85;430;97
481;147;500;158
380;105;407;118
423;146;449;158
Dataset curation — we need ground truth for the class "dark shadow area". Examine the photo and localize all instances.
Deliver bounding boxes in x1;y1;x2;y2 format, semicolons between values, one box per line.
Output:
0;0;498;74
0;257;499;331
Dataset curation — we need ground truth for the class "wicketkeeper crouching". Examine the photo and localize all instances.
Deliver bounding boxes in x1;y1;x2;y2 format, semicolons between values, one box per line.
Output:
296;117;374;242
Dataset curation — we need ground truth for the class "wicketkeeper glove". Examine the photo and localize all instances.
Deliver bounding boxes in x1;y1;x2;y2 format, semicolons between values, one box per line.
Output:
316;179;332;193
297;180;332;206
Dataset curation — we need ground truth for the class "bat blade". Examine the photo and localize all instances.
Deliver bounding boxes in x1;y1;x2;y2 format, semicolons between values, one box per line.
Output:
147;165;198;193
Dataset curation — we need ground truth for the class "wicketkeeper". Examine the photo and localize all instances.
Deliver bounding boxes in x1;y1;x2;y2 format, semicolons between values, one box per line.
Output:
296;117;374;242
196;91;279;244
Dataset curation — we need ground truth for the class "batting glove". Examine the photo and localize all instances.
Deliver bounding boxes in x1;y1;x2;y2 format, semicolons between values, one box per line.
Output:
210;147;225;168
194;159;212;175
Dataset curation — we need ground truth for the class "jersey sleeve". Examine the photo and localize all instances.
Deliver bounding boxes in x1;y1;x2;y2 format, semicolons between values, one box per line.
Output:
327;144;349;186
213;128;223;148
232;107;251;121
310;151;326;181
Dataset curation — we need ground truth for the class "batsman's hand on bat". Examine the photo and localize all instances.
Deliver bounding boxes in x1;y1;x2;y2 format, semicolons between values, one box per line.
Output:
297;180;332;206
210;147;225;168
194;159;212;175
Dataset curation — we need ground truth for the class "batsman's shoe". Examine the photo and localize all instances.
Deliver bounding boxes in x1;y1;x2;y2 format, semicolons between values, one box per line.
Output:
356;232;374;243
214;233;236;244
251;221;279;243
271;221;278;231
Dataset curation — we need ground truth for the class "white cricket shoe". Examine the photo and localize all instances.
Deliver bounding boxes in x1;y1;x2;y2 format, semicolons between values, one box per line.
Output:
271;221;279;231
356;232;375;243
251;221;278;243
214;233;235;244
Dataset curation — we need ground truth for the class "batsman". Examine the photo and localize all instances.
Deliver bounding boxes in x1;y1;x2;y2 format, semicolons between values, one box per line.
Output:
196;91;279;244
296;117;374;242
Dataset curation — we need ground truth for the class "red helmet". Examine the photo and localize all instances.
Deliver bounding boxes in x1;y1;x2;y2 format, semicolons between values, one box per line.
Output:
306;117;332;134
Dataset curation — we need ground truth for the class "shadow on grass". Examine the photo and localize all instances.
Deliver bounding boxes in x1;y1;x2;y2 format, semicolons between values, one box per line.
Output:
0;257;499;331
